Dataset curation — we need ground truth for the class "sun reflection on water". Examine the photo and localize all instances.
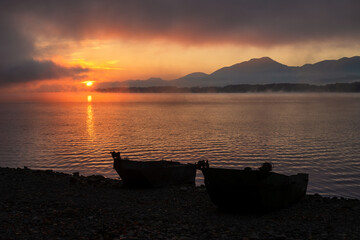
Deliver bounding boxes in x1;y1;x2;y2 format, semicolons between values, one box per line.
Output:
87;103;95;140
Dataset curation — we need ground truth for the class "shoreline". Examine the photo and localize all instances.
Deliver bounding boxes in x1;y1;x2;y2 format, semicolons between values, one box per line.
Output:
1;167;360;239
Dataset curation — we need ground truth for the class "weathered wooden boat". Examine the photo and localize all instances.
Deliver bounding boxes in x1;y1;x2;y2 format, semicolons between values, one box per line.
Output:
111;151;196;187
198;161;308;212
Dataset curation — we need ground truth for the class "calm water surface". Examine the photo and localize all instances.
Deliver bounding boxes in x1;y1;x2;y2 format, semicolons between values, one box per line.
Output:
0;93;359;198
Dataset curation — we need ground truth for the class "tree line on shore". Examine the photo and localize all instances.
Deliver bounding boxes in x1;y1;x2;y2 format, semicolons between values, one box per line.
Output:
97;82;360;93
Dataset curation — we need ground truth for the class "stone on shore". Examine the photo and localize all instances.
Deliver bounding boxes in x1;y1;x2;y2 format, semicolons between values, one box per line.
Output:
1;167;360;239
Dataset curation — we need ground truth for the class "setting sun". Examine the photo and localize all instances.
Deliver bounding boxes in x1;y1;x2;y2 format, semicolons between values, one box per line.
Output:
83;81;95;87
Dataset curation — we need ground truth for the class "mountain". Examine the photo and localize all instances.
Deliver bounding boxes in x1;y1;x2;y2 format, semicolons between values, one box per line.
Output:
212;57;289;75
172;72;210;86
302;57;360;72
299;57;360;83
206;57;295;86
98;56;360;89
96;77;169;89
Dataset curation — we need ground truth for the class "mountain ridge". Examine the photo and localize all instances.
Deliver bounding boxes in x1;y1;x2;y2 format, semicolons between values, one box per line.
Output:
96;56;360;89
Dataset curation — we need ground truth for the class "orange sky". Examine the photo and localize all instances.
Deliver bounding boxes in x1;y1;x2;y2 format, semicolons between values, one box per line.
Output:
1;1;360;92
32;38;360;92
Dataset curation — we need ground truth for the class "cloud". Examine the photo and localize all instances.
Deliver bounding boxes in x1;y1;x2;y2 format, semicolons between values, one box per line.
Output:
8;0;360;45
1;0;360;86
0;4;88;87
0;60;88;87
0;13;33;66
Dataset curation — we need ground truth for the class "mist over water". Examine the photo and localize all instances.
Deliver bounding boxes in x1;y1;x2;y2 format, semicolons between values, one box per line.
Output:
0;93;359;198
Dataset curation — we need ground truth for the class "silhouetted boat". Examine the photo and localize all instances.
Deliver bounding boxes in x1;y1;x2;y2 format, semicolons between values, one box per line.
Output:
111;151;196;187
198;161;308;212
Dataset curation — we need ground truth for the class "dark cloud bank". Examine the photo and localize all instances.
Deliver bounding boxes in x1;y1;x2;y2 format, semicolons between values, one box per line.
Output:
0;60;88;87
1;0;360;87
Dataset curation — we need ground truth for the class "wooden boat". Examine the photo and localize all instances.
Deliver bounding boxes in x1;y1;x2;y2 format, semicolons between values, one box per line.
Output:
198;161;308;212
111;151;196;187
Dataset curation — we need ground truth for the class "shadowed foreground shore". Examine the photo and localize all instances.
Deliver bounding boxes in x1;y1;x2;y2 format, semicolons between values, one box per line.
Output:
1;167;360;240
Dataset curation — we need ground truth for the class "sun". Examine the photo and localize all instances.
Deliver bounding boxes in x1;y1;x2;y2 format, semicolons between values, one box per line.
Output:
82;81;95;87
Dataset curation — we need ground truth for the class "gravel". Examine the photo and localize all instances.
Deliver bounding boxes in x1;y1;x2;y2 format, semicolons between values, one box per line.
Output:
1;167;360;239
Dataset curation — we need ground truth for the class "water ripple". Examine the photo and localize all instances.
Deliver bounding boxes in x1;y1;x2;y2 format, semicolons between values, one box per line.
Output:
1;94;360;198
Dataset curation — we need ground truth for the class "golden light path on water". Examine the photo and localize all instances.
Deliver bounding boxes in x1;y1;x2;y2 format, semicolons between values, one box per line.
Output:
87;103;95;140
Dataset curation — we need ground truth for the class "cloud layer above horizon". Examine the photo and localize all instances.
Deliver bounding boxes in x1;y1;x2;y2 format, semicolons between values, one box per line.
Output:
1;0;360;88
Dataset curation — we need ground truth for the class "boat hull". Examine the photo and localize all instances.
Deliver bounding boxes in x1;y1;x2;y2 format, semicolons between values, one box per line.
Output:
201;168;308;212
114;158;196;187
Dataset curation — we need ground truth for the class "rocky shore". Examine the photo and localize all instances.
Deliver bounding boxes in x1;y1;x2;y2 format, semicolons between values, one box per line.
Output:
1;167;360;240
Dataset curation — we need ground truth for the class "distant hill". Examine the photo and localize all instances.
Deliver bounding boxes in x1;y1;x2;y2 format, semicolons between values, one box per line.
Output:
97;82;360;93
96;56;360;89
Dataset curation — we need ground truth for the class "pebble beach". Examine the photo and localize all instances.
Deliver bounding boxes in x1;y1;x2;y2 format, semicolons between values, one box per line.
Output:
1;167;360;240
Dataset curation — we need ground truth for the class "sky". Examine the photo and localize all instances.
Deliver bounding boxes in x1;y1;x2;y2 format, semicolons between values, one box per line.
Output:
1;0;360;92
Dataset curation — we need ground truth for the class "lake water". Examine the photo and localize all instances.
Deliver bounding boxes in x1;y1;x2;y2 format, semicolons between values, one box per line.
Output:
0;93;359;199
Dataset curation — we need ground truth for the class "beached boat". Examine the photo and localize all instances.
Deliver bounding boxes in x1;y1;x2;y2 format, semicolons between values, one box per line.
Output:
111;151;196;187
198;161;308;212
